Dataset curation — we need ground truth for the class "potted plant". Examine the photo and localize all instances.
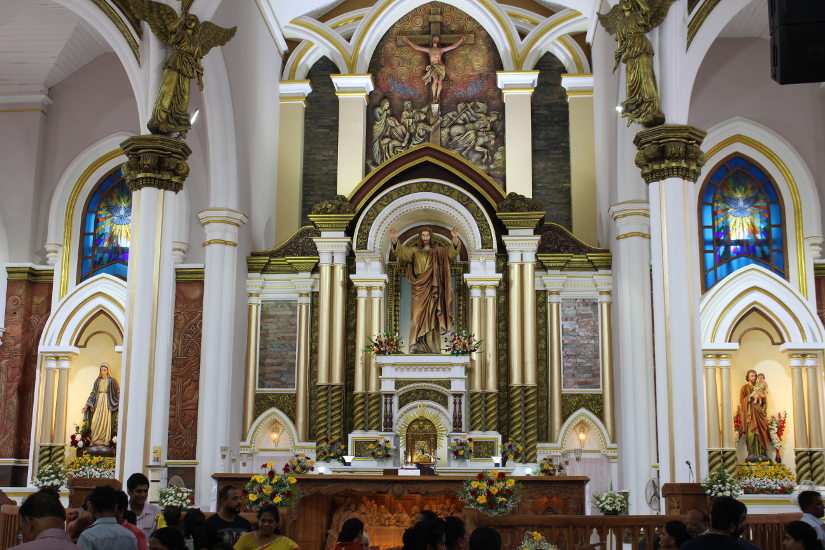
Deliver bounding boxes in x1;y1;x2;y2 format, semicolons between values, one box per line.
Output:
368;438;394;462
32;462;67;491
317;437;346;463
518;531;559;550
449;437;473;462
243;462;300;510
444;330;482;355
501;439;523;464
364;331;404;355
593;488;628;515
282;453;314;474
458;470;522;516
701;468;743;499
159;486;193;511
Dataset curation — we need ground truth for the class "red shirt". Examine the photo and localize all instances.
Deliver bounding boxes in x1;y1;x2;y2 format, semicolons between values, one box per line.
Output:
120;521;148;550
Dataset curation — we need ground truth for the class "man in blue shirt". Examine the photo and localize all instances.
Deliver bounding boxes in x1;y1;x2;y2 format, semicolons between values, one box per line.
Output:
77;485;137;550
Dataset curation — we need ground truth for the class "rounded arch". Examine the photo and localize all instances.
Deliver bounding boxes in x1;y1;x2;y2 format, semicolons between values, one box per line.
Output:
700;264;824;345
519;11;591;73
40;274;127;348
243;407;299;449
47;133;131;299
557;408;616;456
701;117;820;298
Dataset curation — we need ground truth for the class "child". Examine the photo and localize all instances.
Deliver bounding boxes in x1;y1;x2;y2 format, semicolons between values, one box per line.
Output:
749;373;768;406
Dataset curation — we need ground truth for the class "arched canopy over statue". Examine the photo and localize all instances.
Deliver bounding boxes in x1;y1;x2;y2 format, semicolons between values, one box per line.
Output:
390;226;461;354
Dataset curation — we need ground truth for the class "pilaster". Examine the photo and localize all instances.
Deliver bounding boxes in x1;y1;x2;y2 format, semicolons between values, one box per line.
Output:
276;81;312;244
330;75;373;196
561;74;597;246
497;71;538;197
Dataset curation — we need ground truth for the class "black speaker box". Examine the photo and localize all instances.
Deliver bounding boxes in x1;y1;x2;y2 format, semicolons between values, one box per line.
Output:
770;22;825;84
768;0;825;29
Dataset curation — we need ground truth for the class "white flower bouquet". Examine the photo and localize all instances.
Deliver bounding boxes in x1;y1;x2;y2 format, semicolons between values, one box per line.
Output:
593;489;628;514
519;531;559;549
159;486;193;509
701;468;743;498
33;462;67;490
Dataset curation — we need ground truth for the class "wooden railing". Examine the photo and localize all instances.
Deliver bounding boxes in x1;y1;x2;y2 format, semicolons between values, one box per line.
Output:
0;505;802;550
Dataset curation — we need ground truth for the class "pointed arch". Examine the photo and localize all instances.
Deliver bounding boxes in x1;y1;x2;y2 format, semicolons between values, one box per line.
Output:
557;408;617;456
243;407;299;449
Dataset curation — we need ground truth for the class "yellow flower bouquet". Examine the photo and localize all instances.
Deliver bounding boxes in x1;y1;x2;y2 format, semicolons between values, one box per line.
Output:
736;460;795;494
243;462;300;510
458;470;522;516
67;456;116;479
450;437;473;461
519;531;559;550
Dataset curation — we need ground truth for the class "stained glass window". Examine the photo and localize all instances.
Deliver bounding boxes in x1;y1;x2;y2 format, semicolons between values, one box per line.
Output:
78;167;131;281
699;154;785;290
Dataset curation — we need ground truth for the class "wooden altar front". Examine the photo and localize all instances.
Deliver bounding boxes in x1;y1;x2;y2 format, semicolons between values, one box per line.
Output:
213;474;588;549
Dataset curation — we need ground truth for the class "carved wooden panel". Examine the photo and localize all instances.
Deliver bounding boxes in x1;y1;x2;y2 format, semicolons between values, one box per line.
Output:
167;281;203;460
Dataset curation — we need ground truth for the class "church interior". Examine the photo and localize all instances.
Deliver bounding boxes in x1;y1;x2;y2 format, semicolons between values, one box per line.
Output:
1;0;824;548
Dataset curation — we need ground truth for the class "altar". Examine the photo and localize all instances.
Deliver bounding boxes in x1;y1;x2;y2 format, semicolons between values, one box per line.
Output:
213;473;588;550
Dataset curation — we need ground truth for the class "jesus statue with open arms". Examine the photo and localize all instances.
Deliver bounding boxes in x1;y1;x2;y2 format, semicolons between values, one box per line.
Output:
390;226;461;354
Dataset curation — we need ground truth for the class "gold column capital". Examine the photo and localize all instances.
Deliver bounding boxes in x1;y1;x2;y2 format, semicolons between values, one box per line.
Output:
633;125;707;184
120;135;192;193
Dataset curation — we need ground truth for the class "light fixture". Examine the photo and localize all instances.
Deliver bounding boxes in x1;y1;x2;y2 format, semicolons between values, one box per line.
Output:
525;467;533;476
190;108;200;125
573;447;583;461
270;423;282;445
318;466;327;474
575;425;587;461
220;446;228;459
491;455;502;467
342;455;354;466
560;451;570;465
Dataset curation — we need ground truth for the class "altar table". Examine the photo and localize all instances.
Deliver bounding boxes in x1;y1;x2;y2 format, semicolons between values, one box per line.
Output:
213;473;588;549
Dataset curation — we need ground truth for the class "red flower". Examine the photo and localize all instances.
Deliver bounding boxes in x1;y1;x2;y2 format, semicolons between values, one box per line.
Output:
262;463;267;468
470;491;477;497
285;491;292;498
477;473;484;480
267;470;275;478
488;502;495;508
498;472;506;479
242;489;248;495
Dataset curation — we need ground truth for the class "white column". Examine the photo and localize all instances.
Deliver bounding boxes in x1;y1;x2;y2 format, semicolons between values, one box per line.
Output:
497;71;538;197
719;354;735;448
53;355;73;445
331;75;373;196
805;354;823;449
40;357;58;444
608;202;657;513
119;186;178;480
704;355;721;449
195;209;248;509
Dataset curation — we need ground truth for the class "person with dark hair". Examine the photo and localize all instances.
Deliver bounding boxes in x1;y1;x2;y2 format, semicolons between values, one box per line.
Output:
204;486;251;547
77;485;138;549
148;527;187;550
233;504;298;550
9;489;79;549
115;491;147;550
416;510;439;523
127;473;161;539
444;516;467;550
182;508;209;550
403;520;446;550
660;520;691;549
798;491;825;547
468;527;501;550
335;518;365;549
681;497;747;550
783;521;820;550
685;508;711;538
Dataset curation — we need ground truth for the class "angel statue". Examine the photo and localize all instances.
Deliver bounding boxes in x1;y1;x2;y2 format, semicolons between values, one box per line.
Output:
129;0;236;137
598;0;675;128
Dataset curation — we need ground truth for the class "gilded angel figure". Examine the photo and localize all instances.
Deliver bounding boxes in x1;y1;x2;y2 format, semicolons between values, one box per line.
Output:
129;0;236;136
598;0;675;128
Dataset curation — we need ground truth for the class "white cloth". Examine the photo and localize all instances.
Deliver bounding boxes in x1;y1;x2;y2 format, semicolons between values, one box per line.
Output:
801;513;825;548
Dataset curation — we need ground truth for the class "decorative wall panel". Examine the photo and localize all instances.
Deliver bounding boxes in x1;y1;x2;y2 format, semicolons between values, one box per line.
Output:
168;281;203;460
258;301;298;389
561;298;600;390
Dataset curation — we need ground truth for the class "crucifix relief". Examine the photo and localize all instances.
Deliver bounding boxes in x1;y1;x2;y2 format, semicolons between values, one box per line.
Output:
396;6;474;106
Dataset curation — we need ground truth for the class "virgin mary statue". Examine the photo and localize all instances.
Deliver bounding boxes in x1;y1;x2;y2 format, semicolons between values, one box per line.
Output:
82;363;120;447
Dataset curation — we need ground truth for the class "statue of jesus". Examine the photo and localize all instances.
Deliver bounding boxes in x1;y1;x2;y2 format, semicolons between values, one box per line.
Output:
390;226;461;354
403;35;467;103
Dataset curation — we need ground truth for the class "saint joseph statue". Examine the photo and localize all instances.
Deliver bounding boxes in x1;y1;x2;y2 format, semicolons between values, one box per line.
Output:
390;226;461;354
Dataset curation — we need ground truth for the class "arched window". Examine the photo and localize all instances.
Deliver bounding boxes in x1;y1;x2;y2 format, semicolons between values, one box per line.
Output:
699;154;786;290
78;167;131;281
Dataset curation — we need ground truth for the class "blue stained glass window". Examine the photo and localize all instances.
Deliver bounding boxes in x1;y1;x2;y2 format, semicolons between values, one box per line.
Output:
699;154;786;291
78;167;131;282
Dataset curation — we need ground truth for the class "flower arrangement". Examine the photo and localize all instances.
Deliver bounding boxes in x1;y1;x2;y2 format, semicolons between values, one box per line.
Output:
282;453;315;474
159;486;193;509
317;437;346;463
450;437;473;461
734;407;744;439
365;331;404;356
32;462;67;490
537;457;566;477
501;439;523;463
67;456;116;479
518;531;559;550
736;461;795;494
701;468;743;498
444;330;482;355
243;462;300;510
368;438;394;461
593;489;628;514
69;422;91;451
768;412;787;458
458;470;522;516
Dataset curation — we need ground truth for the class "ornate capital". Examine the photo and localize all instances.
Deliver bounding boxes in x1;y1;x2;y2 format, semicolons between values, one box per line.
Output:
120;135;192;193
633;125;707;184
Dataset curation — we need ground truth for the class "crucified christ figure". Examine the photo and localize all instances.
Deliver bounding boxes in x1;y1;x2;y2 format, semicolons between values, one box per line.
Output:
403;35;467;104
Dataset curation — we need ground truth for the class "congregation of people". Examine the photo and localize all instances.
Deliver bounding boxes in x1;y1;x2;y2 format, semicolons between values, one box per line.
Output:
9;479;825;550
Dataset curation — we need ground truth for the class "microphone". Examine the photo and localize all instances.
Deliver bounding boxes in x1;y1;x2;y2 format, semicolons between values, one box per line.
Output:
686;460;694;482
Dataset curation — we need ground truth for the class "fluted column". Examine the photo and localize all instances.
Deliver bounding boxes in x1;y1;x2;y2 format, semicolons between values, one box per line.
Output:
595;277;615;441
243;294;261;436
788;354;811;480
560;74;597;246
468;283;484;431
483;284;499;431
717;353;737;473
118;135;190;483
294;281;313;442
547;289;563;441
704;355;721;449
497;71;538;197
368;284;385;431
330;75;373;196
352;285;369;431
195;209;248;506
40;357;57;445
53;355;72;445
804;354;825;484
276;81;312;244
635;125;707;484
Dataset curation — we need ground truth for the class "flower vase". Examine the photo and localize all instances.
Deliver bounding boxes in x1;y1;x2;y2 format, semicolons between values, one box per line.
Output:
603;511;620;516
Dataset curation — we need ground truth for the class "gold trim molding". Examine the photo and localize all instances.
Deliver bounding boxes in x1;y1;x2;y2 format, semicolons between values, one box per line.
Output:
88;0;140;62
120;135;192;193
7;266;54;284
615;232;651;240
175;267;204;281
634;125;707;184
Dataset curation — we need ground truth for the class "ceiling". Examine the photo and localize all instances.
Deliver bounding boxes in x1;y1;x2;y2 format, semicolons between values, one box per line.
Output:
719;0;770;40
0;0;112;98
